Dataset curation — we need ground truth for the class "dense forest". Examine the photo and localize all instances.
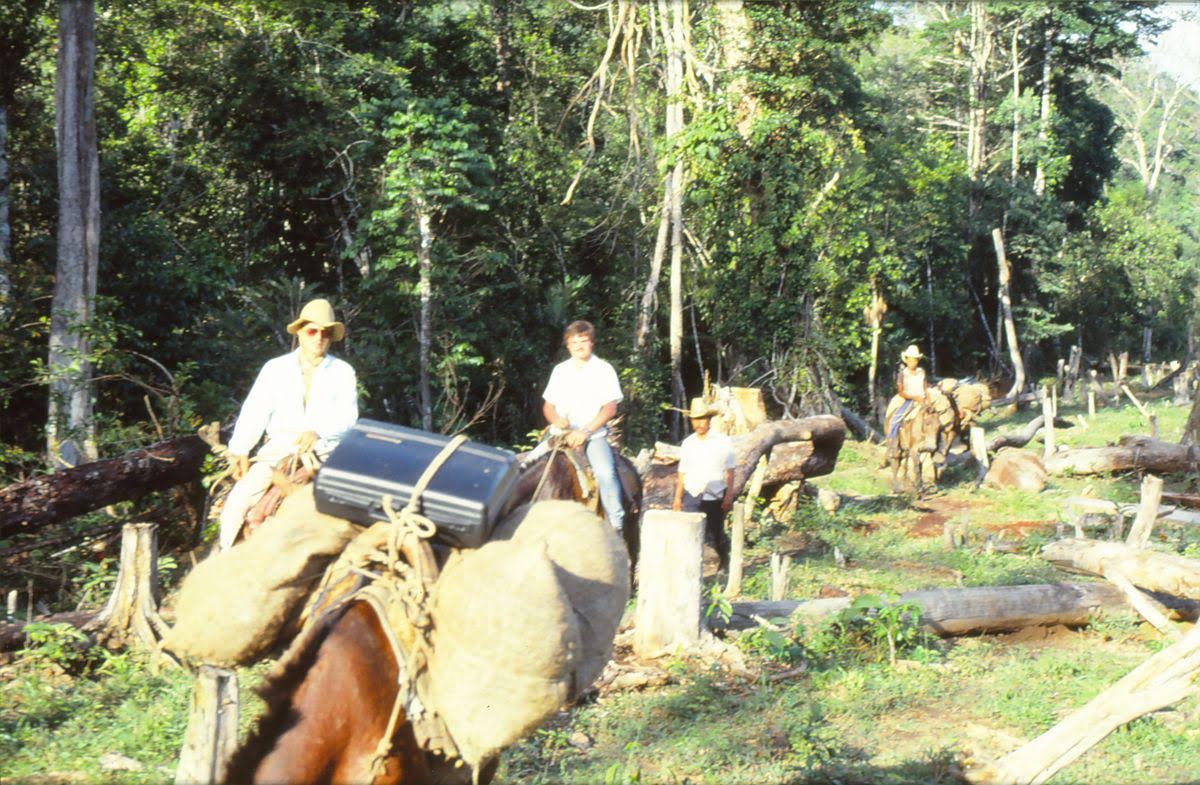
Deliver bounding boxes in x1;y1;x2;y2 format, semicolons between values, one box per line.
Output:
1;0;1197;473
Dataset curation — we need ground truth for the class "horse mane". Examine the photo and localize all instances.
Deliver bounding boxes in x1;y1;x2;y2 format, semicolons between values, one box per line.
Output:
223;603;352;781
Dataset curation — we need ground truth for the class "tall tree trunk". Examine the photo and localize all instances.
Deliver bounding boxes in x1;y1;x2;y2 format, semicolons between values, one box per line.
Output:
994;228;1026;401
1033;17;1052;197
0;102;11;322
1143;303;1154;365
415;198;433;431
715;0;756;138
48;0;99;468
865;282;886;424
965;0;992;217
1009;23;1021;185
659;0;687;440
635;184;670;353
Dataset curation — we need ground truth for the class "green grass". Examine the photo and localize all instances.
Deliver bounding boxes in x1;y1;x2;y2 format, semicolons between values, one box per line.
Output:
6;398;1200;784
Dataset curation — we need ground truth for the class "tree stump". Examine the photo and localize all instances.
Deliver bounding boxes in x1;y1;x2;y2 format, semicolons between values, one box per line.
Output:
725;501;745;597
174;666;239;785
86;523;170;651
635;510;704;656
769;552;792;601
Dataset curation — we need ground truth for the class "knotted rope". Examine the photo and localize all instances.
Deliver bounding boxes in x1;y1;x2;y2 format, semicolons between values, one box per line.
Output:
368;433;468;782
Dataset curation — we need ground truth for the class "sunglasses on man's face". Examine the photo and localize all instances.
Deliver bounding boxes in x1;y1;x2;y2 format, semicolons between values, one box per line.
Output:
301;325;334;339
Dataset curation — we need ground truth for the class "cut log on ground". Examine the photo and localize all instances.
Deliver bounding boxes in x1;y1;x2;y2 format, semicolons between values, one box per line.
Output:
0;432;219;538
965;621;1200;785
839;405;883;444
641;416;845;508
1045;436;1200;476
709;583;1197;635
0;611;97;653
1162;491;1200;510
1042;538;1200;600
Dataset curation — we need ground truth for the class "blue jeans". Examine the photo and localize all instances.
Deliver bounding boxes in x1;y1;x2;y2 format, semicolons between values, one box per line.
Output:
586;435;625;531
888;399;913;441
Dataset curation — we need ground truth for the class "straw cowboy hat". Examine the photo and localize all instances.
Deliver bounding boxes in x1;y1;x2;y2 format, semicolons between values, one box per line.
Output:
286;298;345;342
685;397;719;419
900;344;924;360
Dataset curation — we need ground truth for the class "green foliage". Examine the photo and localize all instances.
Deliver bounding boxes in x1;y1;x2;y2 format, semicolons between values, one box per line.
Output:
807;594;931;666
19;623;92;671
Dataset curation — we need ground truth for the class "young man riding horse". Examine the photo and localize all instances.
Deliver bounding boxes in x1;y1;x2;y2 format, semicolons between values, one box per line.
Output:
219;298;358;549
541;320;626;532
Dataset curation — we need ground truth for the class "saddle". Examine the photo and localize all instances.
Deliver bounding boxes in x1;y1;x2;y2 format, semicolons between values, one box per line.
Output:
241;453;319;540
523;432;637;517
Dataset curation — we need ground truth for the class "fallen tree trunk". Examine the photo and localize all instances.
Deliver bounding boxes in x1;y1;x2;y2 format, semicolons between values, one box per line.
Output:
966;621;1200;785
710;582;1196;635
642;416;845;508
1045;436;1200;476
838;405;883;444
0;611;98;652
1042;538;1200;600
0;433;216;538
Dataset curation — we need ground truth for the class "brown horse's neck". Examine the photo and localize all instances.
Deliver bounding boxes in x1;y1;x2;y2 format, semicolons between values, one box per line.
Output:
224;602;431;785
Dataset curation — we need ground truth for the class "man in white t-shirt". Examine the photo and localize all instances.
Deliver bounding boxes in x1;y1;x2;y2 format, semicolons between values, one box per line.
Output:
672;398;736;571
542;320;625;531
218;298;358;549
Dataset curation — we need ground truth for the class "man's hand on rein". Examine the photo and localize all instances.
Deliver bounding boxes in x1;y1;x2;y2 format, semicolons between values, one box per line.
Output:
230;454;249;480
295;430;319;454
565;428;590;448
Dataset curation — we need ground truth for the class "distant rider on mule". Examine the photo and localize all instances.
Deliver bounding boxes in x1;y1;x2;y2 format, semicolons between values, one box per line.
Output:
542;320;625;532
219;298;358;550
886;344;929;452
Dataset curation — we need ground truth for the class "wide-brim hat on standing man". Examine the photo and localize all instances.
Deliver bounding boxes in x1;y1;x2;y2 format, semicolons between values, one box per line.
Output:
286;298;345;342
686;397;720;419
900;344;923;361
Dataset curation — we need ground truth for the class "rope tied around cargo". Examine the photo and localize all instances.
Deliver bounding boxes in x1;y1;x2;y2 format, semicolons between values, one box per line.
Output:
369;432;468;782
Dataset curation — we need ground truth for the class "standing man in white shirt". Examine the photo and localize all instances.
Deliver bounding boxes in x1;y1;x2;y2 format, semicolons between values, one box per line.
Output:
542;320;626;532
672;398;736;571
218;298;358;549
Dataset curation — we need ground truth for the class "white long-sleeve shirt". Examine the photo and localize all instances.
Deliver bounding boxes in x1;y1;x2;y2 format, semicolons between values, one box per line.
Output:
227;350;358;457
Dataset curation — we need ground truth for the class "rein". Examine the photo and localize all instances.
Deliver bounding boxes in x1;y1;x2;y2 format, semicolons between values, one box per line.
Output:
529;436;600;513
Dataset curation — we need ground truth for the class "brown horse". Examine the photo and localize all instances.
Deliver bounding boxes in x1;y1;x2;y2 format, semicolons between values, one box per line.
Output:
223;600;439;785
223;444;640;785
888;401;942;494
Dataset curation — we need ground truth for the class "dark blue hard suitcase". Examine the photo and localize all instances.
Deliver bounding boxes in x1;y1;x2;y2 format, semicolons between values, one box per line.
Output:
314;420;520;548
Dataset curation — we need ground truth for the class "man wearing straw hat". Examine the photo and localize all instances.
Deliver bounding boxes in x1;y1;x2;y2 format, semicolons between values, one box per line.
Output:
218;298;358;549
673;397;736;571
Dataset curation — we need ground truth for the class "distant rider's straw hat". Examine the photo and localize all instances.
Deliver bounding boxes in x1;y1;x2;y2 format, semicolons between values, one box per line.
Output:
686;397;720;419
286;298;345;342
900;344;924;361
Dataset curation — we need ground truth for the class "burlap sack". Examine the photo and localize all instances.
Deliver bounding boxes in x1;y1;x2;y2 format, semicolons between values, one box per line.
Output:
161;485;360;667
489;500;629;690
426;500;628;771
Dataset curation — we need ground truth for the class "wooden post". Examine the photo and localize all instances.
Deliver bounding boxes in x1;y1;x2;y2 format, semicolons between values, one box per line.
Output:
970;426;989;468
1051;385;1058;418
1126;474;1164;550
175;666;239;785
1121;383;1158;439
635;510;705;655
1042;389;1055;460
724;501;745;598
769;552;792;601
744;456;768;534
87;523;170;652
